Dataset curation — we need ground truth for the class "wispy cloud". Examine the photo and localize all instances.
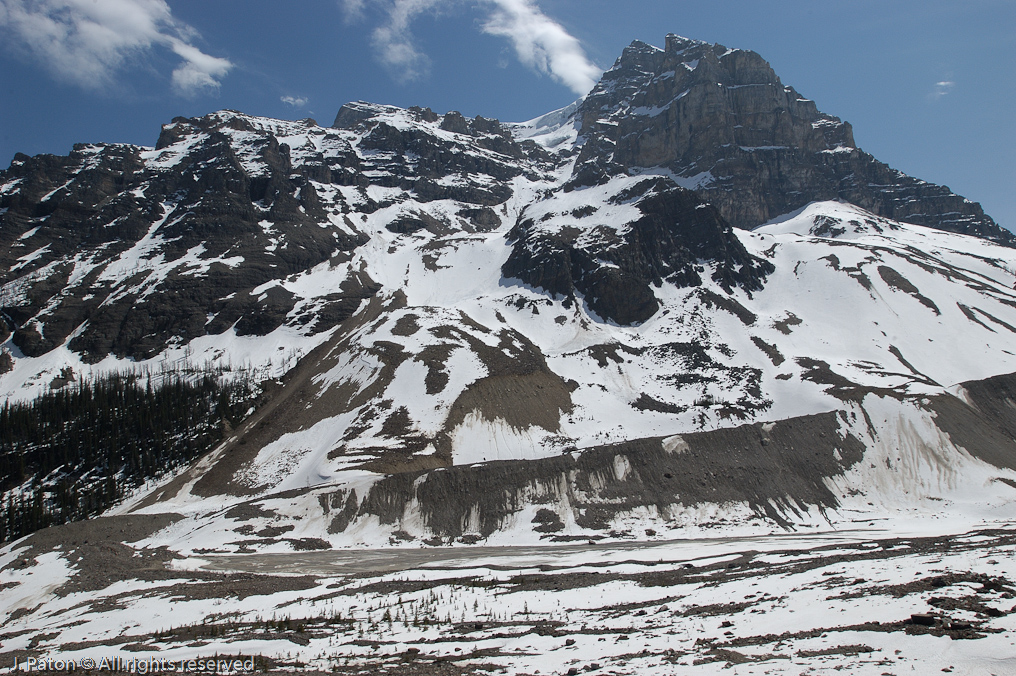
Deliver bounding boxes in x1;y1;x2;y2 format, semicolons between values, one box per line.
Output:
0;0;233;95
340;0;601;95
368;0;442;83
929;79;955;100
339;0;366;22
480;0;600;95
169;39;232;96
281;95;308;107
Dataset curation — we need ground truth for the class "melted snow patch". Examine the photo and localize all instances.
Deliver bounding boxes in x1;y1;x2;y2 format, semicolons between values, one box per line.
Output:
235;411;362;492
450;412;559;465
662;434;689;453
0;551;73;624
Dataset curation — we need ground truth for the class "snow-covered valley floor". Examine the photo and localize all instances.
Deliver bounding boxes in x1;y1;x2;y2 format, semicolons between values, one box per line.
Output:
2;519;1015;675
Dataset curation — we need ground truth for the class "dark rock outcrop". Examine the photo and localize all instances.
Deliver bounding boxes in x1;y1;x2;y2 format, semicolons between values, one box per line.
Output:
335;102;536;201
502;178;774;325
0;113;370;361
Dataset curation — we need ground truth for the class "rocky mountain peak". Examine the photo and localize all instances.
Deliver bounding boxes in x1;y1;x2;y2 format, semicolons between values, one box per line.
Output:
663;33;705;52
579;34;856;161
570;34;1011;244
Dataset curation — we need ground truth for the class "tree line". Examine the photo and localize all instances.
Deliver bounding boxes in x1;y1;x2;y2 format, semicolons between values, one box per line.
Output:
0;372;256;542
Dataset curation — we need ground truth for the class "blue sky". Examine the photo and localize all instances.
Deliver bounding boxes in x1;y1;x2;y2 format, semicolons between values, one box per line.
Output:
1;0;1014;230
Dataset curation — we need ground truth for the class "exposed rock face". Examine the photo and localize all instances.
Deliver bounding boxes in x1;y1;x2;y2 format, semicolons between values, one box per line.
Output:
502;177;773;324
333;101;539;204
574;34;1013;245
0;114;373;361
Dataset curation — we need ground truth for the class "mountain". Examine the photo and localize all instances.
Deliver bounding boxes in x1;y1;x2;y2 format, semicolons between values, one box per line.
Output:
4;32;1016;676
1;34;1015;546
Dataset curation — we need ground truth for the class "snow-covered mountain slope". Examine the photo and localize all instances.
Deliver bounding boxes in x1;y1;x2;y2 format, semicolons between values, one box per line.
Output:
3;35;1016;550
140;196;1016;495
101;197;1016;549
0;104;555;401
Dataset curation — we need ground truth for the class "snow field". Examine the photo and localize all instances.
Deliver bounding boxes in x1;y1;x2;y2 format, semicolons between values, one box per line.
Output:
3;525;1016;674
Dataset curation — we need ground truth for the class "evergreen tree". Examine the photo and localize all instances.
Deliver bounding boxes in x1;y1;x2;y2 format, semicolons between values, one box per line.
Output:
0;371;256;542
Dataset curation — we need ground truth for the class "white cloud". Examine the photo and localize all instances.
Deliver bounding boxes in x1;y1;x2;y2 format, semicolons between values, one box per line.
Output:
0;0;233;95
339;0;366;21
169;39;232;95
281;95;308;107
342;0;601;94
368;0;441;82
930;80;955;100
480;0;601;95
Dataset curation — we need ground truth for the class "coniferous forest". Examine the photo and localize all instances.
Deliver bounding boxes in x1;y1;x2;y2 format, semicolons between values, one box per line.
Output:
0;372;257;542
